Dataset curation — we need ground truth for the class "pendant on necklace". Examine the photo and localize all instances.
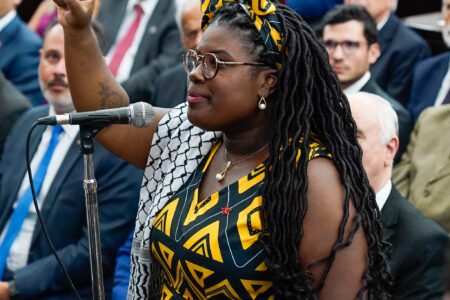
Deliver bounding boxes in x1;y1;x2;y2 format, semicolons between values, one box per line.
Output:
221;206;232;215
215;161;232;181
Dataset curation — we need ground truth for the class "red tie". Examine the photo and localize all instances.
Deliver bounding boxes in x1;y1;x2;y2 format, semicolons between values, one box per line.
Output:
109;4;144;76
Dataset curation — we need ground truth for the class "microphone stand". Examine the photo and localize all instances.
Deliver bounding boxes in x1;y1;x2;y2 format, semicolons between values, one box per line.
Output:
79;125;105;300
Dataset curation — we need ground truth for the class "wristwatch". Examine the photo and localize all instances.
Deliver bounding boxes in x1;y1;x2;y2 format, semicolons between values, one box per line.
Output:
7;280;19;299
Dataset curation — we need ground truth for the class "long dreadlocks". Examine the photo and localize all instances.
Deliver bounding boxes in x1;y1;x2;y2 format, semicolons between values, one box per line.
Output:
210;2;393;298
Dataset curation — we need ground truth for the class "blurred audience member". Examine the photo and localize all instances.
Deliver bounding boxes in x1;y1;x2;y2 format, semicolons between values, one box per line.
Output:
286;0;342;25
111;2;203;296
0;0;43;106
28;0;101;38
344;0;431;104
408;0;450;122
0;23;141;299
97;0;182;102
349;92;449;299
320;5;412;162
152;0;202;108
0;71;31;157
393;104;450;233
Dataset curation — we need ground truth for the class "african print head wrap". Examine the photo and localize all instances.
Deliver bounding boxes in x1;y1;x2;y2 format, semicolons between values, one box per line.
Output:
201;0;284;69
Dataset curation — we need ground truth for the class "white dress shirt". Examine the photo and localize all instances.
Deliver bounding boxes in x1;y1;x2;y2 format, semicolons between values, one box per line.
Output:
0;10;16;32
376;180;391;211
0;107;79;271
377;13;390;31
105;0;158;82
343;71;371;95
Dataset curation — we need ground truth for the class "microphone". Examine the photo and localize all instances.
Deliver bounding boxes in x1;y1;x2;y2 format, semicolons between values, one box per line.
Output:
37;102;155;128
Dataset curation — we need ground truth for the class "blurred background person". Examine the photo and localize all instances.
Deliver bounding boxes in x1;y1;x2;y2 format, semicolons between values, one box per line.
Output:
393;102;450;234
151;0;202;108
0;71;31;157
344;0;431;104
408;0;450;121
319;5;412;162
286;0;342;26
97;0;183;102
349;92;449;299
0;22;142;299
0;0;43;106
27;0;101;38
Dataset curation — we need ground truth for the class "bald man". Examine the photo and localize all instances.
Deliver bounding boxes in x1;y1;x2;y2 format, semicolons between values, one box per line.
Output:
349;92;448;299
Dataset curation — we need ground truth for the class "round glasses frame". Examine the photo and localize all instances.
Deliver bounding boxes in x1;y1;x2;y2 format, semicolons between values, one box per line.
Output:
183;49;266;80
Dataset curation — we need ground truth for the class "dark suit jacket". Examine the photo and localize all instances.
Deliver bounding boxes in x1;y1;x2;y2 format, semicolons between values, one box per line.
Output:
372;14;431;105
408;52;450;122
381;186;449;299
0;14;43;106
0;71;31;156
152;63;187;108
0;106;143;299
97;0;183;102
360;78;413;162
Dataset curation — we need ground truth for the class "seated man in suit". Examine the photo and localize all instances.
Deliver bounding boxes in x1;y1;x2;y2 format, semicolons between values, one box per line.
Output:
408;0;450;122
97;0;183;102
0;23;142;299
0;0;43;106
151;0;202;108
393;103;450;234
349;92;449;299
319;5;412;161
0;71;31;156
344;0;430;104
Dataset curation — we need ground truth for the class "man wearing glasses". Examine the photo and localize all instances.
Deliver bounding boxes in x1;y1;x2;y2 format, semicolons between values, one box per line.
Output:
319;5;412;162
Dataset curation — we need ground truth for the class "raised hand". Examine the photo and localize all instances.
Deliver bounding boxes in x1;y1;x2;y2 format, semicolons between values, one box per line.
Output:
53;0;95;30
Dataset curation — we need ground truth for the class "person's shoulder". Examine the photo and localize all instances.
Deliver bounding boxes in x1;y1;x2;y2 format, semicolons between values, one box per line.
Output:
14;16;42;46
388;14;428;48
306;135;332;161
416;52;450;71
417;105;450;124
389;190;448;245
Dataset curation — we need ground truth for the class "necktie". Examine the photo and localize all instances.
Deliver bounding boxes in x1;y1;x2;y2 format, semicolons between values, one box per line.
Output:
109;4;144;76
0;125;63;279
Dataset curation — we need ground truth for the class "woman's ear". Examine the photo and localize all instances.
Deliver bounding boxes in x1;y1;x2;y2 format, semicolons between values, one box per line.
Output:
260;69;279;96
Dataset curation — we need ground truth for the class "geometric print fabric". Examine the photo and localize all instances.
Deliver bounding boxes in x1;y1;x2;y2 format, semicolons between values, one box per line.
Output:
151;139;330;299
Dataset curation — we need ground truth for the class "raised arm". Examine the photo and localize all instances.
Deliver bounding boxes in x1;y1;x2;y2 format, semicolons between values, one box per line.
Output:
55;0;169;168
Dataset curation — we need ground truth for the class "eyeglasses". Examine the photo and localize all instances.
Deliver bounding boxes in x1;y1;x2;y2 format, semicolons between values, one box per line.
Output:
323;39;365;56
183;49;266;80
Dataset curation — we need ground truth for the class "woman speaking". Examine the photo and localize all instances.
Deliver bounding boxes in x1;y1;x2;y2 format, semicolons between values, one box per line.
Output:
55;0;392;298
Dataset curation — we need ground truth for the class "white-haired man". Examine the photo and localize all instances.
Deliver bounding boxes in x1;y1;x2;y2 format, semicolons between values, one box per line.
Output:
349;92;448;299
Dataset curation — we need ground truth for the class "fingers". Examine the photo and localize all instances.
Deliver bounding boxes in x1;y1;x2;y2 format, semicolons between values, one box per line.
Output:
53;0;68;9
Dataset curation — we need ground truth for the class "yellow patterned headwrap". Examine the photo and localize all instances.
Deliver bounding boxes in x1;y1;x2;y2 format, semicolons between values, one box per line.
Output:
201;0;284;69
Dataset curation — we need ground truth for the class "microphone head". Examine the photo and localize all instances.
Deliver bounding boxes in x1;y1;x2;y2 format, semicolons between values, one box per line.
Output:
129;102;155;128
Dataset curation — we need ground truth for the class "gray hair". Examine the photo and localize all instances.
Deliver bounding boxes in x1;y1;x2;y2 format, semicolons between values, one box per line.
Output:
175;0;188;31
370;95;399;145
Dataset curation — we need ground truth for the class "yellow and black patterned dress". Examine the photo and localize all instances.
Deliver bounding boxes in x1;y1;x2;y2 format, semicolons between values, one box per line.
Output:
151;140;331;299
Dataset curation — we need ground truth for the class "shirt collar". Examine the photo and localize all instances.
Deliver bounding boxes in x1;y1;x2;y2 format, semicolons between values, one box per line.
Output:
377;13;390;31
0;10;16;32
343;72;371;95
47;105;79;139
376;180;391;211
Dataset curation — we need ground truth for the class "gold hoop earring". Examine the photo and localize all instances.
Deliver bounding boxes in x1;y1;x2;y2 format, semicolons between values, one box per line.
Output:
258;96;267;110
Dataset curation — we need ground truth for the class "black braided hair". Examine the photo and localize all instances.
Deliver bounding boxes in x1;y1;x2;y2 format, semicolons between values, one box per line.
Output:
210;2;393;298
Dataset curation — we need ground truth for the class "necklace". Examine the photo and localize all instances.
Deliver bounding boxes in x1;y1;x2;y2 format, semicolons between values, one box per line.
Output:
215;143;268;181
